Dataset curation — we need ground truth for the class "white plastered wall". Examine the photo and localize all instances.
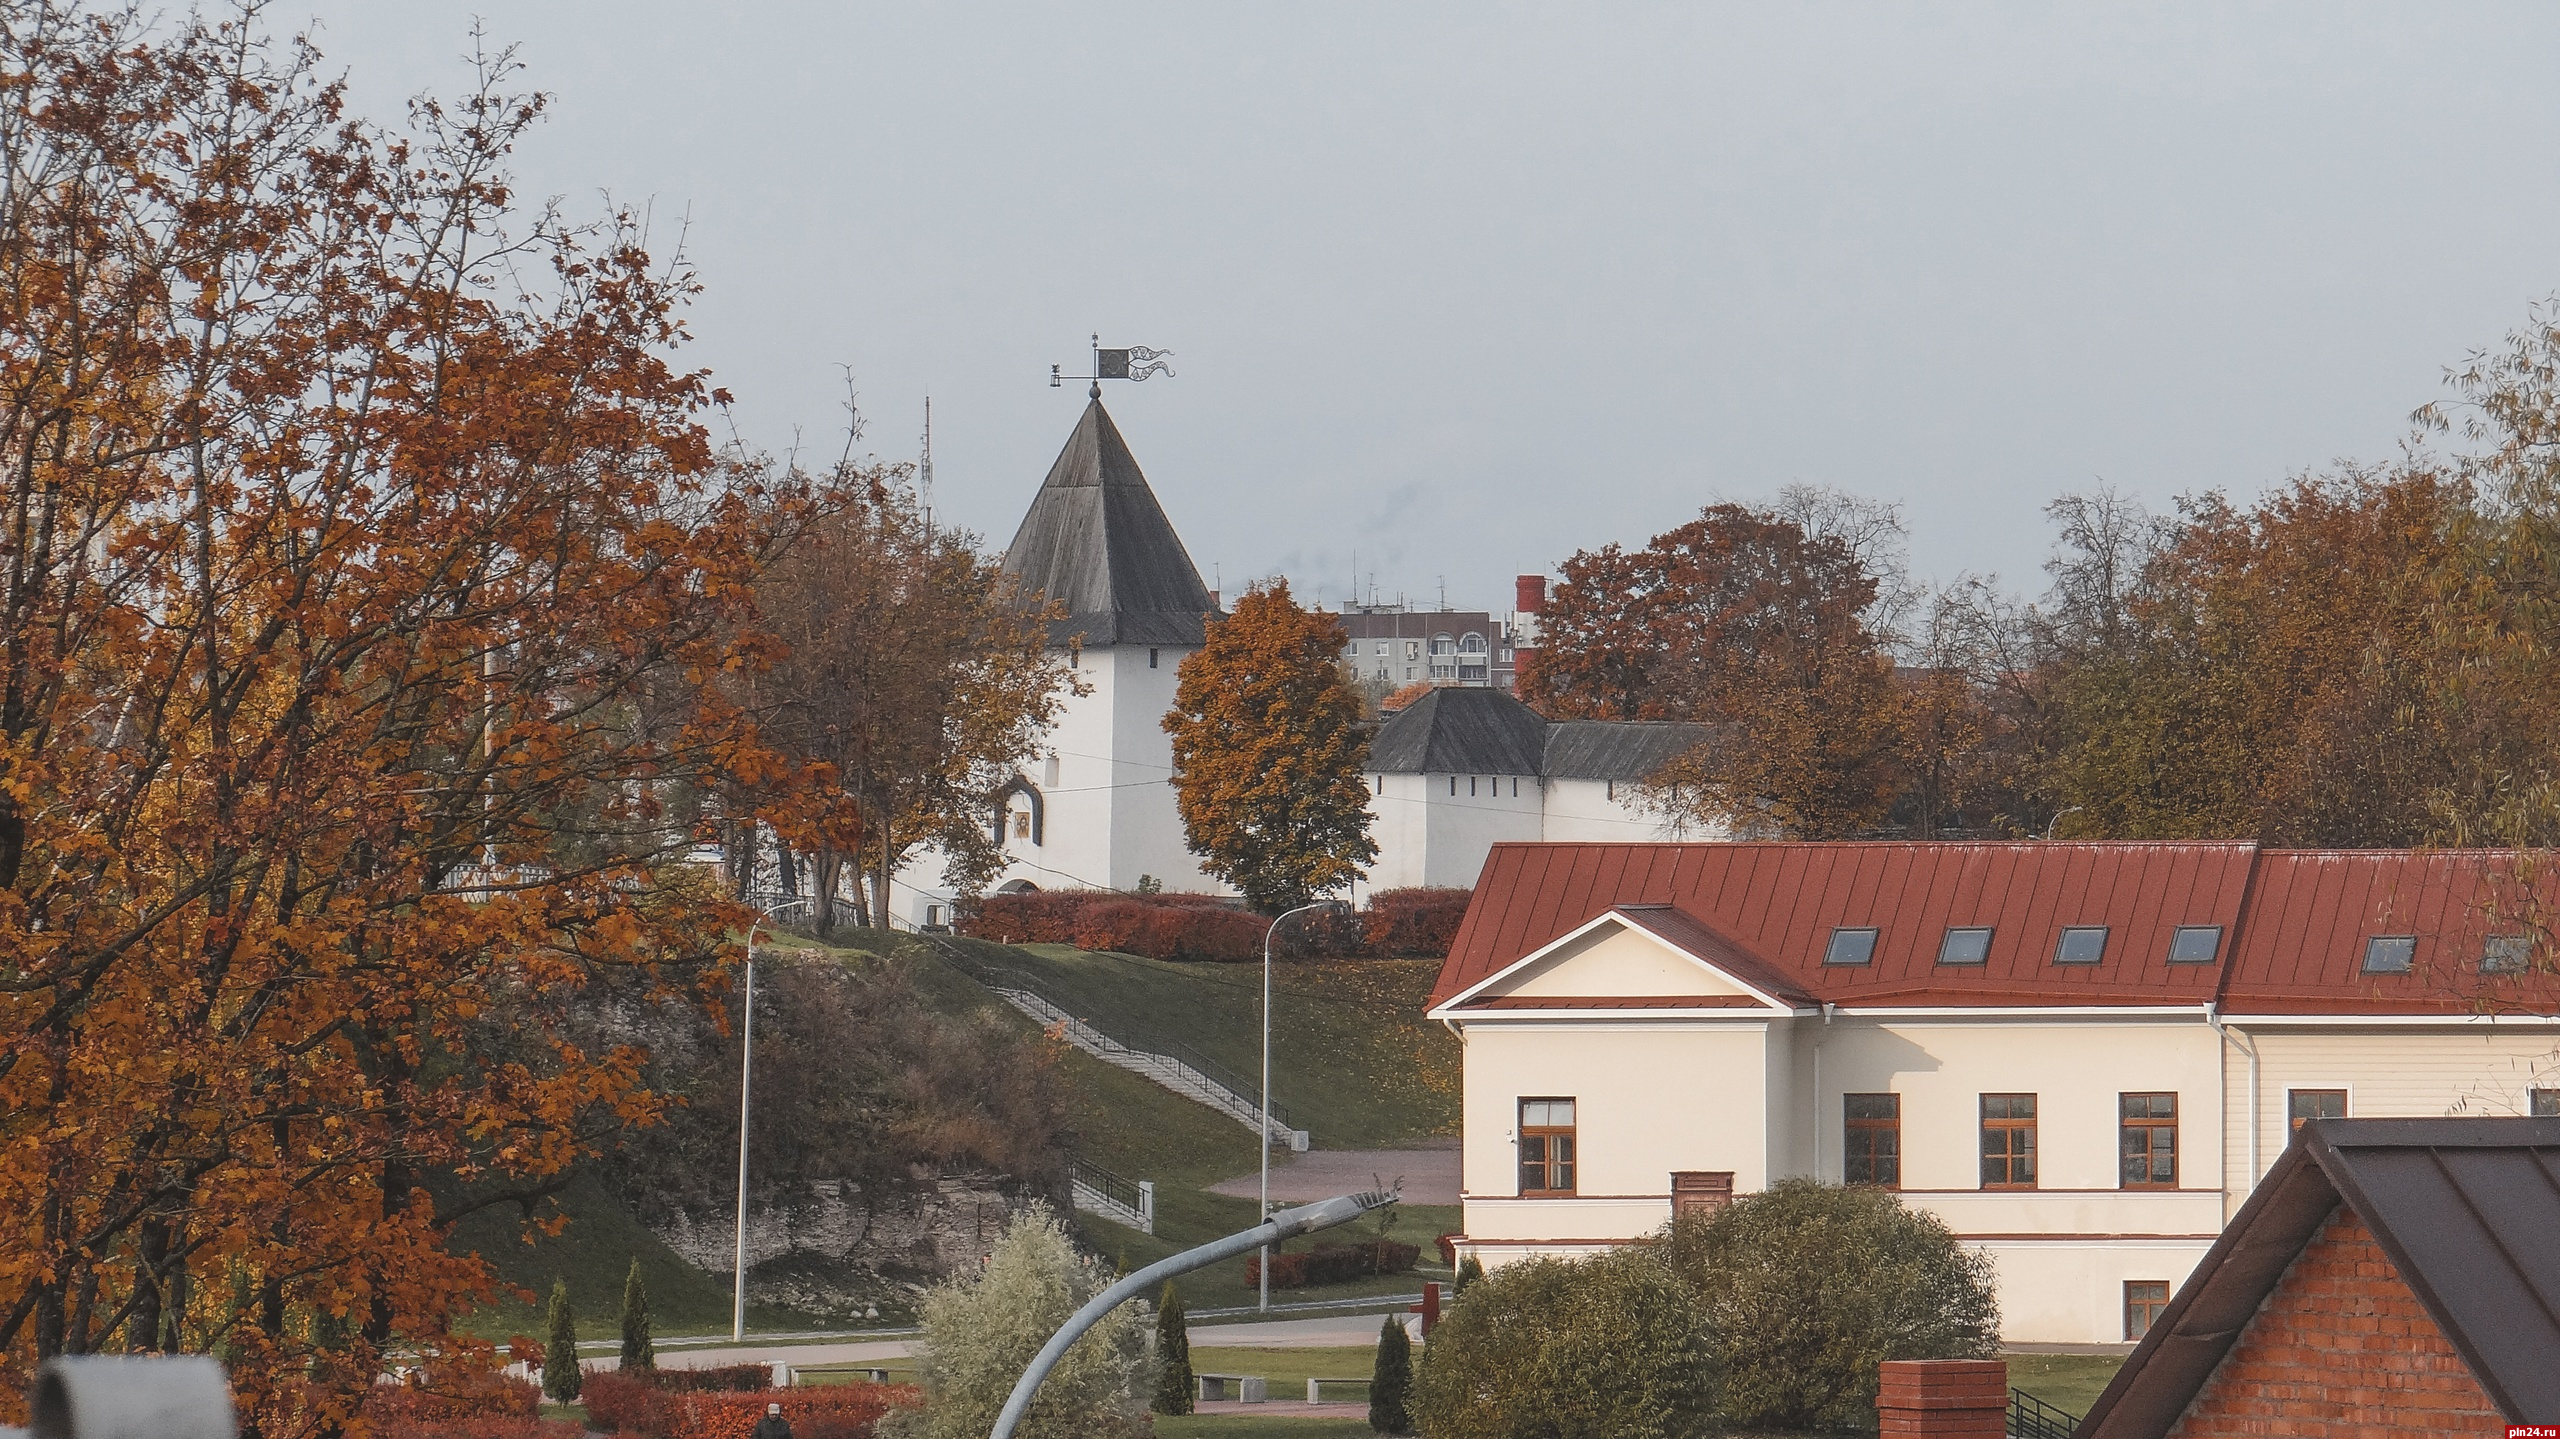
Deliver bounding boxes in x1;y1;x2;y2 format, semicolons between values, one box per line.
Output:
1357;770;1540;897
2214;1021;2560;1216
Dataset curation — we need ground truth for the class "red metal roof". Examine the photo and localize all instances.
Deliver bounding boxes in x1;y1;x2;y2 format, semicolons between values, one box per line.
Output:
1428;842;2560;1014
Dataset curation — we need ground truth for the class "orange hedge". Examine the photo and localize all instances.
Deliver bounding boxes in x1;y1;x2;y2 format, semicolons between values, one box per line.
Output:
581;1372;913;1439
1244;1239;1420;1290
360;1373;578;1439
961;888;1473;962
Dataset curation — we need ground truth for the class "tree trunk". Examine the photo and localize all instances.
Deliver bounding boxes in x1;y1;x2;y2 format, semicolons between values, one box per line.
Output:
871;819;894;933
812;844;838;940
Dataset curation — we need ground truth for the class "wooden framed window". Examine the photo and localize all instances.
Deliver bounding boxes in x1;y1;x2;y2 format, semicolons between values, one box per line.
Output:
2124;1281;2170;1340
2119;1093;2177;1188
2287;1088;2346;1132
1518;1098;1576;1196
1844;1094;1900;1187
1980;1093;2037;1188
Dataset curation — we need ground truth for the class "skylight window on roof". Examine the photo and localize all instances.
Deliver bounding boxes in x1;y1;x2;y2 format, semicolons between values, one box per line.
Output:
2362;935;2416;974
1824;928;1878;966
2483;936;2532;975
1938;927;1993;965
2054;927;2108;964
2168;926;2222;964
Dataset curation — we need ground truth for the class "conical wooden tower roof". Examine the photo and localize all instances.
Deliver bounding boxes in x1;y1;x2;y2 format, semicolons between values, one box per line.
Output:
1001;397;1219;647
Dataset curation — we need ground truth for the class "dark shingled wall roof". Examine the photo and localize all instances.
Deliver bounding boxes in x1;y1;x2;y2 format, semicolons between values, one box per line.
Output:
1368;688;1711;780
1369;688;1549;775
1001;398;1218;647
1543;720;1715;780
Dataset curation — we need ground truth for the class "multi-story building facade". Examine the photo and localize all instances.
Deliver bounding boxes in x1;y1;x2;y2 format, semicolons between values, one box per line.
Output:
1427;840;2560;1344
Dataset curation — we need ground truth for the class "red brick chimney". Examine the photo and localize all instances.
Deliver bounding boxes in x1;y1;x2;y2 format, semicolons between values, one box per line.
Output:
1515;574;1546;614
1875;1360;2007;1439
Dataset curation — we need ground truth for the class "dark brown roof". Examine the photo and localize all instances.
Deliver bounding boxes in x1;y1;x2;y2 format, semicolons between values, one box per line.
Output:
1000;397;1218;647
2076;1116;2560;1436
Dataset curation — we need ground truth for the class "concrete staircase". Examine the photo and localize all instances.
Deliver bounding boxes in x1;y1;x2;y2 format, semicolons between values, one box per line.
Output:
1070;1162;1155;1234
992;985;1311;1151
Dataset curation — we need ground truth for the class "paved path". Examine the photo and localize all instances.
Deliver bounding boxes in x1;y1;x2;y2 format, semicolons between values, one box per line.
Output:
1208;1146;1460;1205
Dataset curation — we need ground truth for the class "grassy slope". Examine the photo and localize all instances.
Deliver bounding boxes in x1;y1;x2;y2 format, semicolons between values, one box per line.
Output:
461;932;1462;1329
964;941;1459;1149
909;938;1459;1304
2008;1354;2127;1418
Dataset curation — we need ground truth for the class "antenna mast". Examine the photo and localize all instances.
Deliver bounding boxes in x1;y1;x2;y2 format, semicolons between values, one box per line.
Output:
919;397;934;539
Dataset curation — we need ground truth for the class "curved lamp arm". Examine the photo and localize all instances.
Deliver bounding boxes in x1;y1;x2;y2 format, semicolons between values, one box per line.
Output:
987;1188;1395;1439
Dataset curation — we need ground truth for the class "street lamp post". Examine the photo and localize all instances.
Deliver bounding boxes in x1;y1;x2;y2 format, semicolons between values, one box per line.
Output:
1260;898;1343;1313
731;900;795;1343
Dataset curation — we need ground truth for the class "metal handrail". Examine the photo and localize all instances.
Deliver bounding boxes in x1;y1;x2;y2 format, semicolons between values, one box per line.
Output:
1072;1159;1145;1211
970;966;1294;1130
2009;1386;2080;1439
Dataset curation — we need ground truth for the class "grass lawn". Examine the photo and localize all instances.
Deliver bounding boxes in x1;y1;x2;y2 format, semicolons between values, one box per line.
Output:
1154;1420;1374;1439
2007;1353;2127;1417
1182;1346;1383;1393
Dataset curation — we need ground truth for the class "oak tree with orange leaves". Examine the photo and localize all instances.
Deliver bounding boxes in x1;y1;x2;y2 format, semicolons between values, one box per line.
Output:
1520;500;1906;838
0;7;810;1429
1163;581;1376;912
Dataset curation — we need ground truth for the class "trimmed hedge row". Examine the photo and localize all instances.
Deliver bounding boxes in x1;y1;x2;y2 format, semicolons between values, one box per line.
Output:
360;1373;582;1439
580;1372;912;1439
960;888;1471;962
1243;1239;1420;1290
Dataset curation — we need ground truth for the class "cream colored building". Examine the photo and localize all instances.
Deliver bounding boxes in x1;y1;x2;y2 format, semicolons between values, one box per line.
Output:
1428;841;2560;1344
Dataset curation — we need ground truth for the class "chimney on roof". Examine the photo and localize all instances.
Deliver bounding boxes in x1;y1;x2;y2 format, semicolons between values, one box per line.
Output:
1515;575;1547;614
1875;1360;2007;1439
1207;590;1220;608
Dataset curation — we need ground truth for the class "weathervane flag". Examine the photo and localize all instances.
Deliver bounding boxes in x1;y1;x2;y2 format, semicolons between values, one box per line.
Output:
1052;336;1176;391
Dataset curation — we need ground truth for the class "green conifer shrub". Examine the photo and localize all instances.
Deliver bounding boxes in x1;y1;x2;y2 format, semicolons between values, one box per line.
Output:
1151;1283;1193;1416
620;1259;656;1372
542;1278;582;1403
1367;1313;1413;1435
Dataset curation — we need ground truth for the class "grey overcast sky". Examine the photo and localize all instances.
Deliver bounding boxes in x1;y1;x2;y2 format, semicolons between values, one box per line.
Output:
303;4;2560;613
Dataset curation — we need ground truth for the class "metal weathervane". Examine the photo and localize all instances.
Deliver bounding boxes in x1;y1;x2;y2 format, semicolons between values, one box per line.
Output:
1052;334;1173;398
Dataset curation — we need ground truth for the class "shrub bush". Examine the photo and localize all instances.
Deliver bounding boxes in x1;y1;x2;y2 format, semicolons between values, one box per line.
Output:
361;1373;577;1439
960;888;1474;961
580;1374;911;1439
1242;1240;1419;1290
1411;1247;1717;1439
653;1366;776;1394
1359;888;1472;957
361;1372;542;1424
1659;1177;1999;1433
885;1202;1150;1439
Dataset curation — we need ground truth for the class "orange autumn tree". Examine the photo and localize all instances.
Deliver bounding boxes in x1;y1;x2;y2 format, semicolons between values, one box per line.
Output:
0;7;805;1428
1520;502;1906;838
1163;580;1376;912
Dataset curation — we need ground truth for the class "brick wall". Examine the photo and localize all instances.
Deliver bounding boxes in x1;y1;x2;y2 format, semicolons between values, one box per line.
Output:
2168;1205;2501;1437
1876;1359;2007;1439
